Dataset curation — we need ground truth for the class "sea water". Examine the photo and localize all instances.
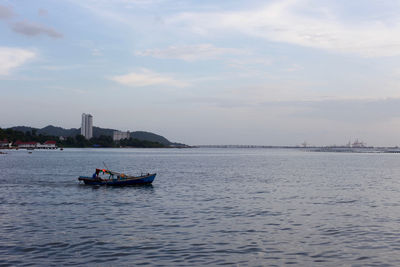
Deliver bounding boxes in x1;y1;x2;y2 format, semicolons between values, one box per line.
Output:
1;148;400;266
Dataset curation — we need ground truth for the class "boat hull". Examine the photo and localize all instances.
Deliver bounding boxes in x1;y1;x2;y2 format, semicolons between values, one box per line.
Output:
78;173;156;186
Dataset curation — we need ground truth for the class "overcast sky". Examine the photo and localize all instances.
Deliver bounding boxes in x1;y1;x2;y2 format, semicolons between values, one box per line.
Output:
2;0;400;146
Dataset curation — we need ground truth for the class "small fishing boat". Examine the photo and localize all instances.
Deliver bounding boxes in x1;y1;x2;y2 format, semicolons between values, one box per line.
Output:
78;168;156;186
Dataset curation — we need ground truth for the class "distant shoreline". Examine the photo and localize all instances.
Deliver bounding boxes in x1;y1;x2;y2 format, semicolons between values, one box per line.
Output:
193;145;400;153
3;145;400;153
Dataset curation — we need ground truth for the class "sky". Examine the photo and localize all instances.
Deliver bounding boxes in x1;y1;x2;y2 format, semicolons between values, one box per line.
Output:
2;0;400;146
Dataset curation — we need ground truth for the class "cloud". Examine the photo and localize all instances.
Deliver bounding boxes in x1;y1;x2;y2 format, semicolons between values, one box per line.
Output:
12;21;63;38
263;97;400;124
69;0;400;57
0;47;36;75
39;64;85;71
0;5;61;39
167;0;400;57
110;69;189;87
0;5;13;20
136;44;246;61
91;48;102;56
284;64;303;72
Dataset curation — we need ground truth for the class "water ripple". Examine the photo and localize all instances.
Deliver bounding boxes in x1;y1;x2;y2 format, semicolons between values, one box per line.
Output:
1;148;400;265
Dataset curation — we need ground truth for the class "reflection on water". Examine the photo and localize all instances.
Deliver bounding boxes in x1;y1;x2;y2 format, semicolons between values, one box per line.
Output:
1;148;400;266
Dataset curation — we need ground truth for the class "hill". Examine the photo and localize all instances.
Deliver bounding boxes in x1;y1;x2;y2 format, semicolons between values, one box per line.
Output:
93;126;115;138
41;125;80;136
12;125;79;137
131;131;171;145
10;125;179;146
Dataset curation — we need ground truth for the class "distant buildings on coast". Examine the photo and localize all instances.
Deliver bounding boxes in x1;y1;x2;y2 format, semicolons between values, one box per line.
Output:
15;140;58;149
113;131;130;141
0;140;11;148
81;113;93;139
301;138;368;149
81;113;131;141
0;139;58;149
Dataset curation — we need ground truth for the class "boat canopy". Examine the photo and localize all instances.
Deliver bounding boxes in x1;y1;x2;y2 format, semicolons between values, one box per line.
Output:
95;168;127;177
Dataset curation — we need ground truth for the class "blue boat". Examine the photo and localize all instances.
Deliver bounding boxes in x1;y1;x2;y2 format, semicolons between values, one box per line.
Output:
78;168;156;186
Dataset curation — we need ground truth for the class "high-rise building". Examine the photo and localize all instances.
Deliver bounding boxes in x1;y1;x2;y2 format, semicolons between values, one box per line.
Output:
113;130;130;141
81;113;93;139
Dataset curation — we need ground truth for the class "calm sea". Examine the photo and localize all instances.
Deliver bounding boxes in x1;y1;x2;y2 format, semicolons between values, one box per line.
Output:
1;148;400;266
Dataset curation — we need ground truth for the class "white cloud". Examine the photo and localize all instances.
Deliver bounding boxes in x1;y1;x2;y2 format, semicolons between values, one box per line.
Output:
284;64;303;72
69;0;400;57
0;47;36;75
110;68;189;87
167;0;400;58
136;44;246;61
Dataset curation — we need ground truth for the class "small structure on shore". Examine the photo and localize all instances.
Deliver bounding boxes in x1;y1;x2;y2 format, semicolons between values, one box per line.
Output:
38;141;57;149
14;140;58;149
113;130;130;141
15;141;39;149
0;139;11;148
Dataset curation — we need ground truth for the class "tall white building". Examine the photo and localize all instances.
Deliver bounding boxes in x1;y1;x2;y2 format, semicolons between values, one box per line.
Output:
81;113;93;139
113;131;130;141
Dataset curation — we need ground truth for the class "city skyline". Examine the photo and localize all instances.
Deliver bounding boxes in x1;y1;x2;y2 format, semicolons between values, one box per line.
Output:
2;1;400;146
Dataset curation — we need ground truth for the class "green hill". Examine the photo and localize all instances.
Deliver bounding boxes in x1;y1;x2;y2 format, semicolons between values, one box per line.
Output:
10;125;179;146
41;125;79;136
131;131;171;145
12;125;79;137
93;127;115;138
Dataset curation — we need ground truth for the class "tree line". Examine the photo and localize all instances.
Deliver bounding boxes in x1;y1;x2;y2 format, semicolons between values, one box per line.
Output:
0;128;166;148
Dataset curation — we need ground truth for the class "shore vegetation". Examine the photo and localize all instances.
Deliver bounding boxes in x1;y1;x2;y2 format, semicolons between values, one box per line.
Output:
0;128;166;148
